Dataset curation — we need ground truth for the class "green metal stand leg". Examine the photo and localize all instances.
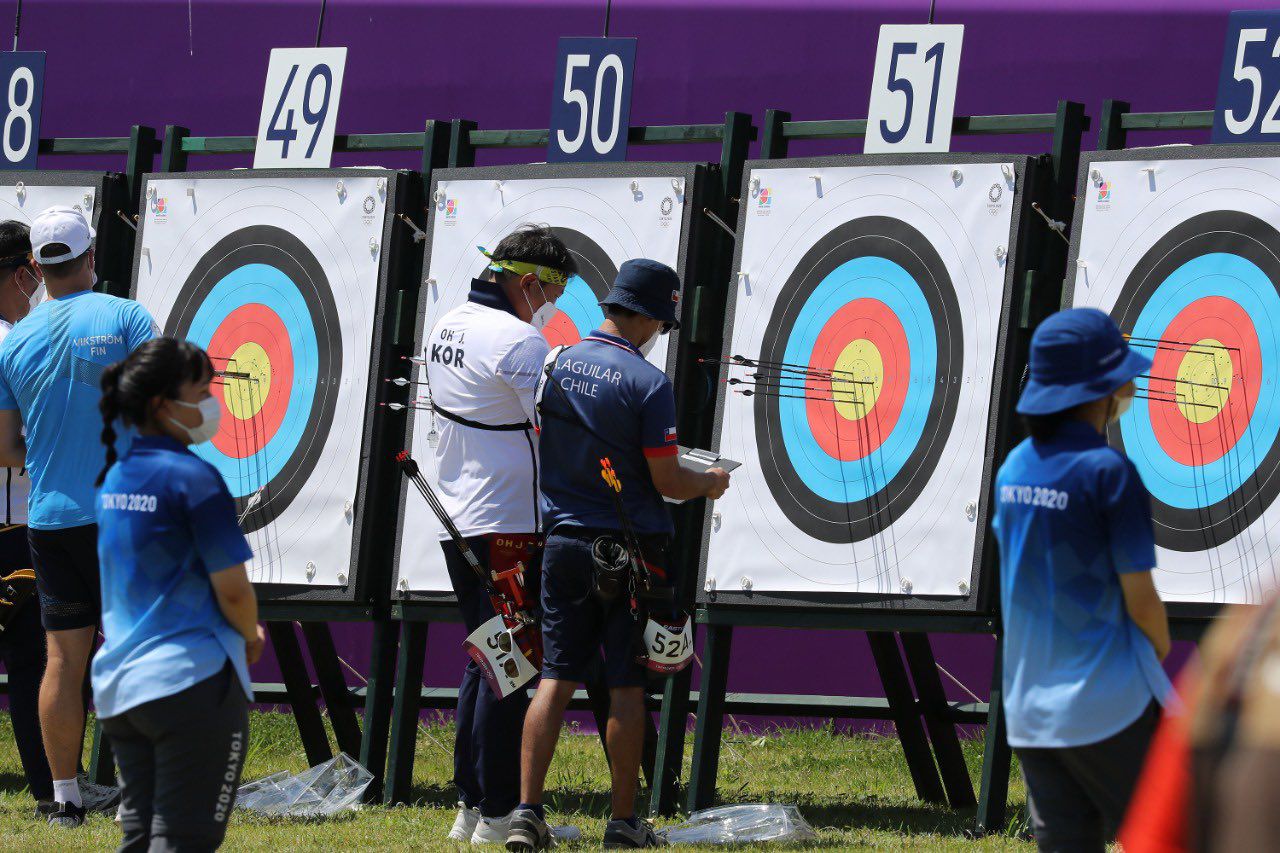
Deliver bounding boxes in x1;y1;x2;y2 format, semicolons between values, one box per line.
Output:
359;618;399;802
867;631;946;805
686;624;733;812
385;621;428;805
300;621;363;758
649;663;694;816
88;717;115;784
268;621;332;767
975;640;1011;835
900;632;977;809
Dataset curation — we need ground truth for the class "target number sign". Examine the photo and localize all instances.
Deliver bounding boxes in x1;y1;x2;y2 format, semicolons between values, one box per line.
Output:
254;47;347;169
865;25;963;154
1212;12;1280;143
0;52;43;170
548;37;636;163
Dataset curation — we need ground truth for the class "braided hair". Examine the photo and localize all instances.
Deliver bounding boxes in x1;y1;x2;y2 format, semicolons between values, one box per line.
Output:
97;337;214;485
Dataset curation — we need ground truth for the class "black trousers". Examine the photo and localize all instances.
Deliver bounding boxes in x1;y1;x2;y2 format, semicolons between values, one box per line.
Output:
102;664;248;852
1015;701;1160;853
442;538;535;818
0;594;52;801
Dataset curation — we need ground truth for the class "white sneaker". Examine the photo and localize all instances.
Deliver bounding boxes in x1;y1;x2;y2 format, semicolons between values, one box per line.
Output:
449;804;481;841
472;810;513;844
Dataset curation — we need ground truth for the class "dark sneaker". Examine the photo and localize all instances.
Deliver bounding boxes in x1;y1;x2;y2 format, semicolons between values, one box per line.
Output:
505;807;553;851
47;801;86;828
78;776;121;813
603;817;664;848
33;800;56;819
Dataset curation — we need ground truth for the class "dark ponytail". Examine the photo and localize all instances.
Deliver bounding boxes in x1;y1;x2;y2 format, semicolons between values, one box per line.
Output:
97;337;214;485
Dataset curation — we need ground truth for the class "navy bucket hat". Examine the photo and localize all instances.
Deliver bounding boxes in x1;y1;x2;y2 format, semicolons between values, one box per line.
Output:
599;258;682;329
1017;308;1152;416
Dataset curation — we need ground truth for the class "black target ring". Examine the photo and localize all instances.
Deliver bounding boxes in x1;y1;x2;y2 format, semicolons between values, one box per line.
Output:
167;224;343;532
1109;210;1280;552
755;216;964;544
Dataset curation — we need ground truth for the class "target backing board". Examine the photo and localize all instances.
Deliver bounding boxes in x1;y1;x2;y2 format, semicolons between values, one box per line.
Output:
1065;145;1280;610
131;169;413;604
0;171;131;291
700;154;1037;611
392;162;710;599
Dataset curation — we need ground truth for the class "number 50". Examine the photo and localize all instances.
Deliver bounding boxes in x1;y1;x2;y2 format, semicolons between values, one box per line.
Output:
556;53;625;156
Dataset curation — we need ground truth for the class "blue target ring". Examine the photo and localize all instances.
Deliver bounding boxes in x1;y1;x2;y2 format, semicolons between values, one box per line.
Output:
185;263;320;496
1121;253;1280;510
778;256;936;503
556;274;606;338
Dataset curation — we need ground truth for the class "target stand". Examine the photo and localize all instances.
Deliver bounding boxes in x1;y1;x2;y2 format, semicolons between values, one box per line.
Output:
1065;141;1280;623
382;114;753;807
686;104;1088;834
119;128;443;799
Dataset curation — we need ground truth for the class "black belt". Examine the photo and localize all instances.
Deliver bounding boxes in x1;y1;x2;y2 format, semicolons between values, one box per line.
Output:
433;404;530;432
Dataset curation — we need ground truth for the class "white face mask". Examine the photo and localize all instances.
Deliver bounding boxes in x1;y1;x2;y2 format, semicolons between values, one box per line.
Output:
168;396;222;445
524;282;557;331
639;331;659;357
1109;392;1133;423
17;271;43;311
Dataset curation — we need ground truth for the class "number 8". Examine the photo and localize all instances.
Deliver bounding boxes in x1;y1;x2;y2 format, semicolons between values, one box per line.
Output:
4;67;34;164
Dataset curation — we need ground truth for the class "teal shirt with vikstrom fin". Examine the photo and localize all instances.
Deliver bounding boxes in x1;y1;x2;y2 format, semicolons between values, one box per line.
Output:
0;289;155;529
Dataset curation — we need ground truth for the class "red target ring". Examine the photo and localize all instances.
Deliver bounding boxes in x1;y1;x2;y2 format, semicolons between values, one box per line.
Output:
1145;296;1259;466
804;298;910;462
206;304;294;459
542;311;582;348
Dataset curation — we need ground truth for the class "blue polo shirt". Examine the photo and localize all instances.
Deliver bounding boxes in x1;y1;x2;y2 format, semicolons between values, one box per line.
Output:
0;290;155;529
92;435;254;719
539;331;678;536
992;420;1172;748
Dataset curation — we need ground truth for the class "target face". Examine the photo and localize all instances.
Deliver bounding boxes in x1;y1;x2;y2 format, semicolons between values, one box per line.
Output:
133;172;392;591
0;176;97;230
706;158;1024;600
396;164;700;596
1068;150;1280;604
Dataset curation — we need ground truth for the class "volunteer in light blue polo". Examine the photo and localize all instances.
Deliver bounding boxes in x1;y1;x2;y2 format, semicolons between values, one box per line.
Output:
92;337;264;850
992;307;1173;852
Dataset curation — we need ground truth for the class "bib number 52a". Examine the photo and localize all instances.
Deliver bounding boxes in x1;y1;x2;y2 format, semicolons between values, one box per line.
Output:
864;25;964;154
254;48;347;168
548;37;637;163
0;53;44;170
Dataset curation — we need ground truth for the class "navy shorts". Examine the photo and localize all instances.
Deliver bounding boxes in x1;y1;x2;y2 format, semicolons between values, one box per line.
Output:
28;524;100;631
540;529;653;689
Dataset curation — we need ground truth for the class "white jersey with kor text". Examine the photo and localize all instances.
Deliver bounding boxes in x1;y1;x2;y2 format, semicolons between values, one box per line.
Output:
425;283;550;538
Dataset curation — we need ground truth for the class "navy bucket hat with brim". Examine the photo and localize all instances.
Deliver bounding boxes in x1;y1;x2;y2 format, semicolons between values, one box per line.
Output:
1016;307;1152;416
599;258;682;329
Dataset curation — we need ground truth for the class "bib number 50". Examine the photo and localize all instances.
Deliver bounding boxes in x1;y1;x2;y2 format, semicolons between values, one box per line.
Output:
548;38;637;163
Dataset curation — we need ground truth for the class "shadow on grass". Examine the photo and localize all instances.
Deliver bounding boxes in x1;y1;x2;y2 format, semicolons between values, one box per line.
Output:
0;771;35;798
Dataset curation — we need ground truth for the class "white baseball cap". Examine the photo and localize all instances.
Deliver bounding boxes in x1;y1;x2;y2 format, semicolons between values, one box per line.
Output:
30;205;95;264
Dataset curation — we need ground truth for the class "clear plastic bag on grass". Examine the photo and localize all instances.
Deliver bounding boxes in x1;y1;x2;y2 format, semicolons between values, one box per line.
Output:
236;753;372;819
660;803;817;845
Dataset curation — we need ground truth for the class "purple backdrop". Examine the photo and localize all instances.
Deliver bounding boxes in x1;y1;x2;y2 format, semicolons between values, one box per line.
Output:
3;0;1248;715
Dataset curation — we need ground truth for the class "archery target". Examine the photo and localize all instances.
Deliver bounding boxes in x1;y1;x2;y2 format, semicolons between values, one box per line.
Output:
707;161;1019;598
396;166;696;594
1068;152;1280;604
0;179;97;229
134;173;391;589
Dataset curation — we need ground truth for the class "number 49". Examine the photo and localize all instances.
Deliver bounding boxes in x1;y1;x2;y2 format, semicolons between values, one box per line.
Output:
266;63;334;159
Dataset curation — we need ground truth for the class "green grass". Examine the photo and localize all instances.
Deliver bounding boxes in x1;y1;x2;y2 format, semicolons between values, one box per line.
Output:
0;711;1032;850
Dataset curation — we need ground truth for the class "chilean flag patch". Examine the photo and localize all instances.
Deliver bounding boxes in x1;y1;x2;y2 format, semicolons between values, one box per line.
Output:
664;426;678;443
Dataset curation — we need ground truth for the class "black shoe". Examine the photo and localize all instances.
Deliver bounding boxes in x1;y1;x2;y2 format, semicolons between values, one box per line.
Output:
506;807;553;851
33;800;56;819
77;775;122;813
47;801;85;828
603;817;664;848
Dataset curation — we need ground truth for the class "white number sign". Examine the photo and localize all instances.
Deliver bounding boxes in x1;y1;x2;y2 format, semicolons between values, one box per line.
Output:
865;25;964;154
254;48;347;169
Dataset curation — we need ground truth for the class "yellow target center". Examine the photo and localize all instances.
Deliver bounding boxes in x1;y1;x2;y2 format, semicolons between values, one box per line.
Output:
1175;338;1232;423
224;342;272;421
831;339;883;421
